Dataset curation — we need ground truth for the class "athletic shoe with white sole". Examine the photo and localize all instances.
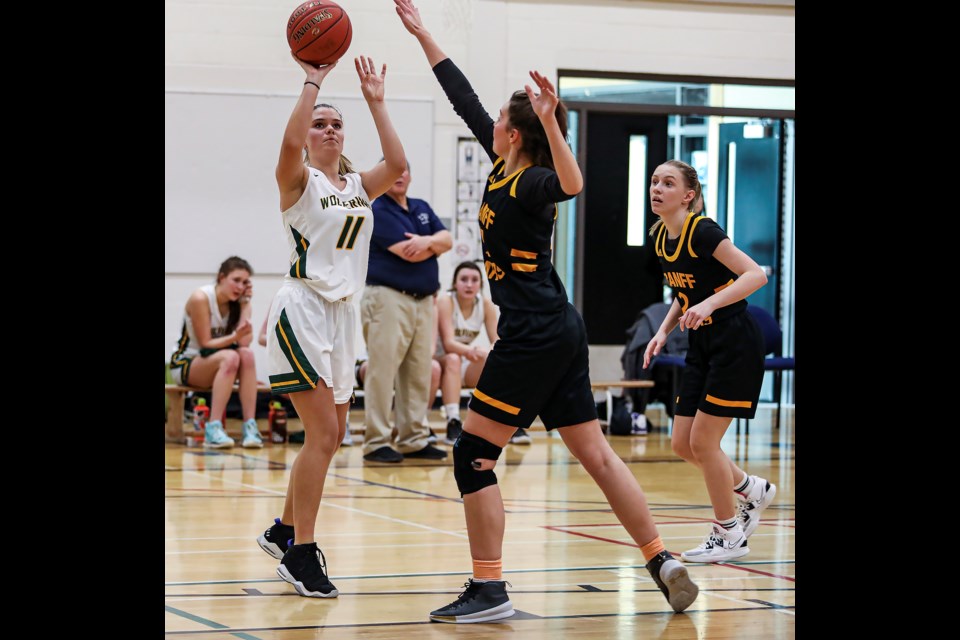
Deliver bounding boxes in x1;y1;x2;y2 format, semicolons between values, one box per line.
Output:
736;475;777;538
681;523;750;563
277;541;339;598
429;579;515;623
646;550;699;612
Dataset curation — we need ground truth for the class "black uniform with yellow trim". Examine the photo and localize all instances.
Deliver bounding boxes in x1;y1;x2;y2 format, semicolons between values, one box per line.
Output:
655;211;764;419
434;58;597;429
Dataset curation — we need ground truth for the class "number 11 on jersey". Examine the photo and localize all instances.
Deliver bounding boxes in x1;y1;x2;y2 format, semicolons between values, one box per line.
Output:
336;215;365;250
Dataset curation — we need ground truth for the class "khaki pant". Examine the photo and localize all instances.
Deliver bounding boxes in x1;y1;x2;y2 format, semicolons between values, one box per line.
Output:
360;286;434;455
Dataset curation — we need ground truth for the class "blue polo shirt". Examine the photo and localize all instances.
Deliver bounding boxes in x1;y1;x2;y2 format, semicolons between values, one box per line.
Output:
366;193;447;296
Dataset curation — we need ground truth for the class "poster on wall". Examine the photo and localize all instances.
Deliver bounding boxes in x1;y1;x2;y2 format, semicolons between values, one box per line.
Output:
453;223;479;262
457;201;477;222
458;140;479;182
455;137;490;262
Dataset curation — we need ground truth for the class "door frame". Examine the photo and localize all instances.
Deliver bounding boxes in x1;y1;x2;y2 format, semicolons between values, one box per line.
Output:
562;77;794;314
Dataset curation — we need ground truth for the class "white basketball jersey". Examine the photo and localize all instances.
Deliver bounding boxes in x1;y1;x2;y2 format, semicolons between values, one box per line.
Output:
171;284;229;361
450;292;485;346
282;170;373;301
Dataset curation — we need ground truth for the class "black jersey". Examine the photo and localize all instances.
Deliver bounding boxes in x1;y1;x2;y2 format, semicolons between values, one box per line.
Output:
434;58;574;312
655;212;745;324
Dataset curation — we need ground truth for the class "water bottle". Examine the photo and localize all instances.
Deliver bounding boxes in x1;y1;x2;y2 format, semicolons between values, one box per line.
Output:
193;398;210;431
186;398;210;447
269;401;288;444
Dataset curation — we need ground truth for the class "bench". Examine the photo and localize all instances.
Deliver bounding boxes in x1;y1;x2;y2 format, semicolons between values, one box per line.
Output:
165;383;273;443
164;384;477;443
165;382;651;443
590;380;655;427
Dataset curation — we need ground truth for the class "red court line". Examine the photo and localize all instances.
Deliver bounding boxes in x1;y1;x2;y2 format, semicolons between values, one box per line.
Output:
543;525;795;583
543;525;641;548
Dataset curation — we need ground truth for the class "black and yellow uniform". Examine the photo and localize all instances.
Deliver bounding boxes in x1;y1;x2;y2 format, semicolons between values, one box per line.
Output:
434;58;597;429
655;211;764;418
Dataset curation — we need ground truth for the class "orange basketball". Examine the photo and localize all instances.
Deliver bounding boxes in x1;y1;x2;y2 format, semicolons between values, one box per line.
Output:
287;1;352;66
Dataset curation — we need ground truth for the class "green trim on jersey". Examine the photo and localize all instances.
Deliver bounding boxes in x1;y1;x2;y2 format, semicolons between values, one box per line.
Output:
169;322;191;375
170;357;193;385
289;226;310;279
170;323;189;361
271;309;319;391
269;371;315;392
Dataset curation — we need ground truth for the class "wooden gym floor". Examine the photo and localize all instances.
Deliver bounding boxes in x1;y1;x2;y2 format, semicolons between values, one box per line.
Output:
165;407;795;638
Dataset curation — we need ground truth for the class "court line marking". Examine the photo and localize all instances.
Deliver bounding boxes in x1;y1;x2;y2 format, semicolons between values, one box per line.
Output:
165;560;795;586
166;584;795;601
165;583;795;604
162;604;793;635
543;525;795;582
178;470;467;539
164;605;262;640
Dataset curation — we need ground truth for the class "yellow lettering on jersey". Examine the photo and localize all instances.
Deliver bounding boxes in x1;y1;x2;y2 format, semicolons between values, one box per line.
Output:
664;272;695;288
478;203;496;230
484;259;505;281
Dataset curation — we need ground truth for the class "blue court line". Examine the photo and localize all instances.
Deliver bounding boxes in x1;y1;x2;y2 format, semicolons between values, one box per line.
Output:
166;586;795;598
166;454;793;474
166;560;796;586
161;492;704;510
164;495;290;499
163;604;793;635
167;473;795;516
322;454;794;470
746;599;793;609
161;492;794;514
318;474;761;513
327;473;462;503
167;452;287;471
164;605;262;640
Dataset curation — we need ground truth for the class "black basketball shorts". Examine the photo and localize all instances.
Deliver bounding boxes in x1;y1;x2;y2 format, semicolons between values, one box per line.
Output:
468;303;598;430
675;309;765;419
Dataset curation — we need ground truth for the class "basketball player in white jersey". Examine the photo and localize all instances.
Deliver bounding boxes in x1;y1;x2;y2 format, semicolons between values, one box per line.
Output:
255;54;407;599
435;261;500;444
169;256;261;449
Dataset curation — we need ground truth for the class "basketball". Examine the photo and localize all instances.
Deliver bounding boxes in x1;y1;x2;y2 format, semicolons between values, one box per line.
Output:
287;1;352;66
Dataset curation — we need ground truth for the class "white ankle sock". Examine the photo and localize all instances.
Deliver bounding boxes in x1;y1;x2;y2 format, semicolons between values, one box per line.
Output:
734;473;753;494
445;404;461;422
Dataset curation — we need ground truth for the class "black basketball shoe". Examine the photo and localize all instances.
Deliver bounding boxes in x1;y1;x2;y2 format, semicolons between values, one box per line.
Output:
429;579;514;623
646;550;699;613
277;541;339;598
